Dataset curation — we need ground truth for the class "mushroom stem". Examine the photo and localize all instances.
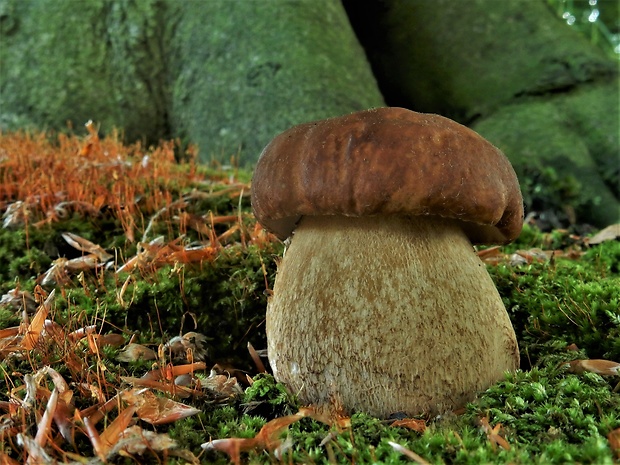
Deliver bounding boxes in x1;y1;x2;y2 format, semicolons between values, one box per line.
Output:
267;215;519;418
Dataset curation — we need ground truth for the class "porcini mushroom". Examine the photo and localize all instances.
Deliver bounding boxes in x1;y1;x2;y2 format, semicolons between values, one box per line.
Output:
251;107;523;418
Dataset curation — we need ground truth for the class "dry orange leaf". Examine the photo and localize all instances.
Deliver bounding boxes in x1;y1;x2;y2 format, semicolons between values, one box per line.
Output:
120;376;199;398
121;388;200;425
608;427;620;460
99;405;137;454
164;334;209;362
247;342;267;374
390;418;427;434
476;245;502;260
117;343;158;362
110;425;180;458
567;359;620;376
22;289;54;350
202;407;352;464
33;387;58;447
200;370;242;398
139;361;207;382
82;415;106;462
0;326;21;357
479;417;511;451
202;411;306;465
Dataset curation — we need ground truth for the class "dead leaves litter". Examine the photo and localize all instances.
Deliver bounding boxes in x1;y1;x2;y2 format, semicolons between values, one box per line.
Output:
390;418;427;434
566;359;620;376
202;407;340;465
0;298;234;463
609;427;620;460
479;416;511;451
0;287;55;357
121;388;201;425
476;223;619;266
585;223;620;245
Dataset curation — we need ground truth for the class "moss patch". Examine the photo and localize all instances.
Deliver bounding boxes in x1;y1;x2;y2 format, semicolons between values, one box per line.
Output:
0;131;618;464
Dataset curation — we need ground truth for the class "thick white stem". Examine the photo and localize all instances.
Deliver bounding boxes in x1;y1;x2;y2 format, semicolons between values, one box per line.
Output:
267;215;519;418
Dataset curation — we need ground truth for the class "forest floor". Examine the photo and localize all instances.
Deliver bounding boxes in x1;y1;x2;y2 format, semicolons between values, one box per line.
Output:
0;128;618;464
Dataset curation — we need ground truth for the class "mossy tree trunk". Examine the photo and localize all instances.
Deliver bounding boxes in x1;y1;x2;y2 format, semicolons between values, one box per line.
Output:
0;0;171;144
0;0;384;165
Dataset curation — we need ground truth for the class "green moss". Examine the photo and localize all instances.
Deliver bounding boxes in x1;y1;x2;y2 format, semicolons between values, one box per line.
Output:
519;164;582;224
488;238;620;364
193;364;617;464
1;151;618;463
39;241;280;369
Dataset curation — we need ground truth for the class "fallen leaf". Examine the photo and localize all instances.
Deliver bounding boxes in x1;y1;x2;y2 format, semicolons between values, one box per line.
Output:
200;369;243;400
121;389;200;425
0;326;21;357
64;254;104;272
61;232;113;261
567;359;620;376
82;415;105;462
390;418;427;433
66;325;96;343
515;248;552;263
111;425;179;457
17;433;55;465
117;343;158;362
608;427;620;460
91;333;126;349
479;417;511;451
476;245;502;260
164;332;209;362
0;288;37;314
201;410;308;464
586;224;620;245
169;361;207;377
298;403;351;429
247;342;267;373
120;376;199;398
34;388;58;447
22;289;54;350
137;362;207;383
202;437;253;465
99;405;137;455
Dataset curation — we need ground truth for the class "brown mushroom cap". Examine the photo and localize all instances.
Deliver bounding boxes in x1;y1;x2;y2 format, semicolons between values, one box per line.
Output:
251;107;523;244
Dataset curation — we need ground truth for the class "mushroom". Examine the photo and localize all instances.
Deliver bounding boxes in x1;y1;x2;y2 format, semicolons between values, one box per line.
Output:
251;107;523;418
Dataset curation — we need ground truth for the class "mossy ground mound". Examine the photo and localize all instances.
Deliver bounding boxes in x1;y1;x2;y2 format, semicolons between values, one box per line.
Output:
0;131;618;464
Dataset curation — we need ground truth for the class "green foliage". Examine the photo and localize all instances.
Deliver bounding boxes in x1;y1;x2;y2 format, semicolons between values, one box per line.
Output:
1;144;618;463
43;242;281;369
470;367;619;445
0;227;51;292
519;164;582;225
546;0;620;60
243;373;298;417
488;235;620;364
196;362;618;464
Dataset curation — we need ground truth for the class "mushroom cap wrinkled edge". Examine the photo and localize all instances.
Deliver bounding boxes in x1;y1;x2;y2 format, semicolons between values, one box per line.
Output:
251;107;524;245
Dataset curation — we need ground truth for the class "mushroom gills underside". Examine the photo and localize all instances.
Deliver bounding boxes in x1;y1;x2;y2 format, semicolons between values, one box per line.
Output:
266;214;519;418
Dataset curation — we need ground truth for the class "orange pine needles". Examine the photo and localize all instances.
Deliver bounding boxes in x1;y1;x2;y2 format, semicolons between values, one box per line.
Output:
1;127;194;230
